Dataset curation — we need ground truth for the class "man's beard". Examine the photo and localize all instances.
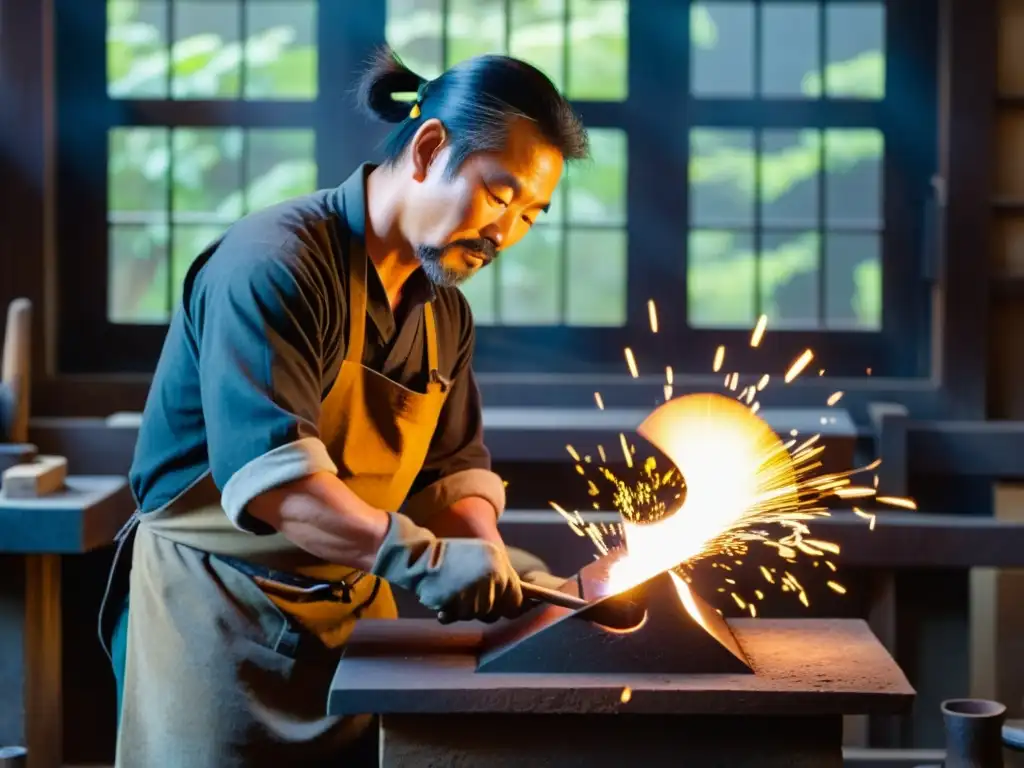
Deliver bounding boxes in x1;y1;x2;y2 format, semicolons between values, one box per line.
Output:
416;238;497;288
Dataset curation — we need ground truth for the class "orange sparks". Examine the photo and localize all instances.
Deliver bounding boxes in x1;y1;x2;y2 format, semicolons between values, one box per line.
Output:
853;507;878;530
620;687;632;703
877;496;917;510
663;385;673;402
827;581;847;595
597;444;607;463
827;391;844;406
750;314;767;347
835;487;876;499
728;372;739;391
624;348;639;378
757;374;770;391
566;445;580;461
665;366;674;385
619;433;633;468
647;300;659;333
594;392;605;410
712;345;725;373
785;349;815;383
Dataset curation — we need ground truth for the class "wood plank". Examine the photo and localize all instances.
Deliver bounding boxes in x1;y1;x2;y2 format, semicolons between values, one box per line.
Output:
1;456;67;499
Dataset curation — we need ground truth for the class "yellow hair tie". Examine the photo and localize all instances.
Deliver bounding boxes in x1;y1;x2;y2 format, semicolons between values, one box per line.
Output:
409;103;421;119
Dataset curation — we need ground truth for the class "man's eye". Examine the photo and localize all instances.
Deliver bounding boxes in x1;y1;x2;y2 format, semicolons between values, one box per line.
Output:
487;190;509;207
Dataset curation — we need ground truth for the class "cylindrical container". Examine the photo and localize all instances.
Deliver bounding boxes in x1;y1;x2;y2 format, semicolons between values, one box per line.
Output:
0;746;27;767
941;698;1006;768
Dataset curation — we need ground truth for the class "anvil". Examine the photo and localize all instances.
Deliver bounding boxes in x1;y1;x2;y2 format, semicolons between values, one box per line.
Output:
478;547;752;674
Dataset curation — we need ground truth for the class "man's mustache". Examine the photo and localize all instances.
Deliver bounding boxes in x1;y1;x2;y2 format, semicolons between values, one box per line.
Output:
448;238;497;264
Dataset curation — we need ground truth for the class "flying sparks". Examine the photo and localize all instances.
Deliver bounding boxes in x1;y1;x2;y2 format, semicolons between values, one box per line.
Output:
785;350;815;383
713;346;725;373
750;315;767;347
550;320;914;619
648;300;659;333
624;348;639;378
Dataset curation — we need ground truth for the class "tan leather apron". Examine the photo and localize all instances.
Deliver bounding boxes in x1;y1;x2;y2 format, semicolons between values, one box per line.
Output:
110;237;448;767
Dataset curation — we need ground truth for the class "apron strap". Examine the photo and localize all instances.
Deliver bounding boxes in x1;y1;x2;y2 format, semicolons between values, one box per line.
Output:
424;302;439;376
344;241;368;365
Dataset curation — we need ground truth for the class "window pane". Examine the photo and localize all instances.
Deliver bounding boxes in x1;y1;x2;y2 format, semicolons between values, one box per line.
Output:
172;1;241;99
171;224;223;305
566;228;627;326
760;129;820;229
447;0;506;67
510;0;566;91
825;233;881;330
460;261;497;324
691;2;754;97
761;231;821;328
172;128;244;221
824;129;883;228
386;0;444;80
568;0;628;100
499;226;562;325
761;3;820;98
689;129;756;228
107;0;170;98
568;128;626;226
825;2;885;99
108;224;170;323
245;129;318;211
244;1;317;100
109;127;317;324
688;230;756;328
109;128;170;220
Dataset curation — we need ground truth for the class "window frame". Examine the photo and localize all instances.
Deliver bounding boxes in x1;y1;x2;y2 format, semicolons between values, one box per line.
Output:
54;0;937;380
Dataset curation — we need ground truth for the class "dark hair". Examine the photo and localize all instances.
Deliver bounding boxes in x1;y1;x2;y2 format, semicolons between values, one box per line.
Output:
356;47;589;176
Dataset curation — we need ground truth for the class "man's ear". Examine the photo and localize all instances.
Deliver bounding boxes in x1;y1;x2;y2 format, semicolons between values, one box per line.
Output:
410;119;447;183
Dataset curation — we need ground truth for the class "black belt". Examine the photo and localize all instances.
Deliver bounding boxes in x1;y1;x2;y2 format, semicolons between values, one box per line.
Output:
214;554;368;604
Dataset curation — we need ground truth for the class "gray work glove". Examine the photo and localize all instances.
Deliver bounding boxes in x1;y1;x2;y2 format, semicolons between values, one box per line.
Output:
370;512;524;624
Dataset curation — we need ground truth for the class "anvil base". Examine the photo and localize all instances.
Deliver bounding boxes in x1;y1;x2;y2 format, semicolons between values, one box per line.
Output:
329;618;913;768
380;713;841;767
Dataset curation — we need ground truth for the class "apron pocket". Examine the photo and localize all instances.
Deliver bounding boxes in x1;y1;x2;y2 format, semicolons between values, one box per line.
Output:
208;555;303;659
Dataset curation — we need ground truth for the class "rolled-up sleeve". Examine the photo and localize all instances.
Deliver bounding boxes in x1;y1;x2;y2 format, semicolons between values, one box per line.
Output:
402;305;505;523
188;240;337;533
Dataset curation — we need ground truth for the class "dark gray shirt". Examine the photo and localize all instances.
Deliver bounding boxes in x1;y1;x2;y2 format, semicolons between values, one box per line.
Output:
130;165;504;531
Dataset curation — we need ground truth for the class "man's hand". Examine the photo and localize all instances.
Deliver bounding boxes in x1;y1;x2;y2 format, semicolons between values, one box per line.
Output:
371;512;523;623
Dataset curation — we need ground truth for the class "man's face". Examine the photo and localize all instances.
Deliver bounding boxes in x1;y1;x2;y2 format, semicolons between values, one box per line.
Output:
404;117;565;287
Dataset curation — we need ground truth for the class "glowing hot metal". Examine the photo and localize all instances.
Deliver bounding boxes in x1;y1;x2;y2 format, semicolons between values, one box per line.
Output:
605;392;800;596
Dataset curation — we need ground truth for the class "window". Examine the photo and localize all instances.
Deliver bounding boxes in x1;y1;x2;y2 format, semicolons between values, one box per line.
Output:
56;1;934;377
674;0;933;379
104;0;319;325
687;3;886;332
108;127;316;322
